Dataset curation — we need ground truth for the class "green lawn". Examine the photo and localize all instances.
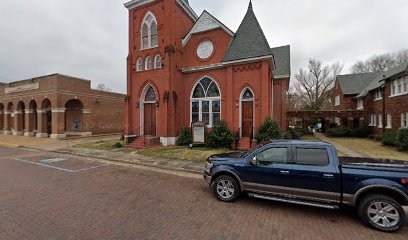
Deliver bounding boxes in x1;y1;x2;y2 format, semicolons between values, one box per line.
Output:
138;146;229;162
73;140;125;151
326;137;408;161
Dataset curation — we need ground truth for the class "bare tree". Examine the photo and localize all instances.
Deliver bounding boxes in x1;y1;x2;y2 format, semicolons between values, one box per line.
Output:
286;87;303;111
351;49;408;73
95;83;112;92
295;59;343;111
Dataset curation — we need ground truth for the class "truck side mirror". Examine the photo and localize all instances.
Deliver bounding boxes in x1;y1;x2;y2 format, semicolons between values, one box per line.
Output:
251;156;257;166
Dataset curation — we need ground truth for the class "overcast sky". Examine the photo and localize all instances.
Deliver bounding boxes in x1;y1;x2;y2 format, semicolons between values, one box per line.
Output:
0;0;407;93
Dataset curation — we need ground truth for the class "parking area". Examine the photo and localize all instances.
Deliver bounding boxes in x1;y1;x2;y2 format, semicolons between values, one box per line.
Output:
0;146;407;240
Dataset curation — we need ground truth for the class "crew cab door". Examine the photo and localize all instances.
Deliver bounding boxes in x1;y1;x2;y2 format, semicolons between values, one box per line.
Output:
291;145;341;203
244;145;293;197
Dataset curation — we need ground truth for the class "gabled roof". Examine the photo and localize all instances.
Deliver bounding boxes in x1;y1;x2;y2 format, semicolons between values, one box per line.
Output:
124;0;198;20
271;45;291;78
337;72;379;95
222;1;273;63
356;62;408;98
182;11;234;46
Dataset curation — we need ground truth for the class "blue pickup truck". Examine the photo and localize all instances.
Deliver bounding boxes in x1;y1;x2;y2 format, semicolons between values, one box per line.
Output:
203;140;408;232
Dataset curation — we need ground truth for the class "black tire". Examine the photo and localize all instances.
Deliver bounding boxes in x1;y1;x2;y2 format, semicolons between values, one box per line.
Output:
213;175;240;202
357;194;406;232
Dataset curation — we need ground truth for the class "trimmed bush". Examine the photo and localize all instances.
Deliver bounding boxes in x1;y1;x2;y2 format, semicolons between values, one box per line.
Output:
207;120;235;148
255;117;282;144
176;127;192;146
374;135;383;142
282;132;292;139
382;130;398;147
396;128;408;151
113;142;123;149
351;124;371;138
327;127;352;137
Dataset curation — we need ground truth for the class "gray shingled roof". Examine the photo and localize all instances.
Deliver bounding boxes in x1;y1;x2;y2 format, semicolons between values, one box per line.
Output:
356;62;408;98
222;2;272;62
337;73;378;95
271;45;291;77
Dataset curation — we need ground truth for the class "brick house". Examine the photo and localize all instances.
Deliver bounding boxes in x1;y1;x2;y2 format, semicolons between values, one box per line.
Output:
124;0;291;146
332;63;408;135
0;74;125;138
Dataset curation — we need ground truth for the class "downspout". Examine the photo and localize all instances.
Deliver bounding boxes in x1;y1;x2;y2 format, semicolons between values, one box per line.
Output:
382;86;386;134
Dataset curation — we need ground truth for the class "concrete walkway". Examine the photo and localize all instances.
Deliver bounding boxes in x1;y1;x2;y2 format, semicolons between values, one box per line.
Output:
0;135;204;174
314;133;367;157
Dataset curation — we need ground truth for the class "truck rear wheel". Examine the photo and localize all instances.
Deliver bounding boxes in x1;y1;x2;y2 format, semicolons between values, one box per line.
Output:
357;194;406;232
213;175;240;202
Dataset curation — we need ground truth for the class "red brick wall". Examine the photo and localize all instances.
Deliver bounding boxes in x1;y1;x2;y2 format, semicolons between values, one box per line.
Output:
332;79;357;110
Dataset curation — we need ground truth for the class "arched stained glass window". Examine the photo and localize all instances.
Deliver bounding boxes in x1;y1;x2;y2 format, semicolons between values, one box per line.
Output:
191;77;221;126
137;58;143;71
145;86;156;102
145;56;152;70
242;88;254;100
154;55;161;69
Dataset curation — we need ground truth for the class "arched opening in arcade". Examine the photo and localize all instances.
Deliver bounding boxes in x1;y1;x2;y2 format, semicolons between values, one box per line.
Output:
65;99;84;132
41;99;52;136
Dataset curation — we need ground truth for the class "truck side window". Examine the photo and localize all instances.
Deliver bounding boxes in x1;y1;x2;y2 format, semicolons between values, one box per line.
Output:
256;147;287;166
295;148;329;166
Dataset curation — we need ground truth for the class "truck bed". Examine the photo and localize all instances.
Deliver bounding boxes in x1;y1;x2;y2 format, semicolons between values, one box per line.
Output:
340;156;408;172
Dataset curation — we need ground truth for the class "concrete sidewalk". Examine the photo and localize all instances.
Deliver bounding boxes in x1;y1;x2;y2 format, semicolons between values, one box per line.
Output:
0;135;204;174
314;133;367;157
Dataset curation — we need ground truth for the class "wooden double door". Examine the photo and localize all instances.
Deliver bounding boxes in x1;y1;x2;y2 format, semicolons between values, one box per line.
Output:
144;103;156;136
241;101;254;137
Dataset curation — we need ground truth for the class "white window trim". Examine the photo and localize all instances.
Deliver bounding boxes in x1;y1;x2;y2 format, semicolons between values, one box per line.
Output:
378;114;383;128
402;113;408;128
145;56;152;70
369;114;377;127
154;54;161;69
374;89;383;101
335;96;340;106
140;12;159;50
136;58;143;72
357;98;364;110
390;78;408;97
386;114;392;129
190;77;221;128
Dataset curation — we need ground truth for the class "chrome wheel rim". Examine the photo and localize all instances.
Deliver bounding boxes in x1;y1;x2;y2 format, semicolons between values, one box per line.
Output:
216;179;234;199
368;201;400;228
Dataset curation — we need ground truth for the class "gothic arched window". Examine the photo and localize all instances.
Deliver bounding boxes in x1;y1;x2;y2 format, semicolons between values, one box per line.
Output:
154;55;161;69
141;12;158;49
191;77;221;126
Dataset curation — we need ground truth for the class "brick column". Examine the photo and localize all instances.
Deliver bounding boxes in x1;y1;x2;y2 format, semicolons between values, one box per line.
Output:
24;109;35;137
81;109;92;136
36;110;48;138
13;111;24;136
50;108;66;139
3;111;12;135
0;111;3;134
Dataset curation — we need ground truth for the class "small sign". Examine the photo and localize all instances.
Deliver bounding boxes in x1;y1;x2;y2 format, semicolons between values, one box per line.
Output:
192;122;206;144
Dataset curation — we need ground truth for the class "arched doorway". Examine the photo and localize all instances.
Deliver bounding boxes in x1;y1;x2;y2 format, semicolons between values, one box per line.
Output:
29;100;38;134
141;85;157;136
7;102;14;131
65;99;83;132
41;99;52;135
240;88;254;137
17;101;25;134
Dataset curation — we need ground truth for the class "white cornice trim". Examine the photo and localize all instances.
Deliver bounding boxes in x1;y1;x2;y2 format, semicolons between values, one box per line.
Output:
222;55;273;66
273;74;290;79
124;0;154;10
182;11;234;47
182;55;274;73
176;0;198;20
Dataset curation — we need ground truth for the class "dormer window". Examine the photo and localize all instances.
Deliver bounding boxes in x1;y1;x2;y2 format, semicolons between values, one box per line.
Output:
141;12;158;50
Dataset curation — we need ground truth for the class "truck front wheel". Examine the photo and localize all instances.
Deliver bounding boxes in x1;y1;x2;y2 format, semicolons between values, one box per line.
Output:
213;175;240;202
357;194;406;232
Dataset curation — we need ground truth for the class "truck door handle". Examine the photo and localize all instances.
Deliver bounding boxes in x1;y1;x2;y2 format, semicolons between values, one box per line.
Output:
280;170;290;174
323;174;334;178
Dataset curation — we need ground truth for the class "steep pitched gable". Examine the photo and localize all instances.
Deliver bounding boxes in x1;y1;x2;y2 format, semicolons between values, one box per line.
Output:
271;45;291;78
222;1;273;62
182;10;234;46
337;73;379;95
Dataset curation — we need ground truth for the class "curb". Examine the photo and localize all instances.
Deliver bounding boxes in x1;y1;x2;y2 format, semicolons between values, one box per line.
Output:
0;142;22;148
21;147;202;175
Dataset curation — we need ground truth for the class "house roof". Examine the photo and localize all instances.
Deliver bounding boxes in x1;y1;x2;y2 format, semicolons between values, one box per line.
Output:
271;45;291;78
182;10;234;46
337;72;378;95
222;1;273;62
356;62;408;98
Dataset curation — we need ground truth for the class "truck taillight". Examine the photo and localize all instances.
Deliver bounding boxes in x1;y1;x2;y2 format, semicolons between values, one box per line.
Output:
402;179;408;184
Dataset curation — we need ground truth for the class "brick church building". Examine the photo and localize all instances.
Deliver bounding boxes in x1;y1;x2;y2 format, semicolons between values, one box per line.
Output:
124;0;291;146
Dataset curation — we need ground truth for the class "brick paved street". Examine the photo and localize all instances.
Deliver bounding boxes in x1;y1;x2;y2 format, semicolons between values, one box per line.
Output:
0;146;407;240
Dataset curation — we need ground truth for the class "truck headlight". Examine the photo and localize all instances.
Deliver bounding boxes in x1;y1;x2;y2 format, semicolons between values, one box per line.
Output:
205;162;213;172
